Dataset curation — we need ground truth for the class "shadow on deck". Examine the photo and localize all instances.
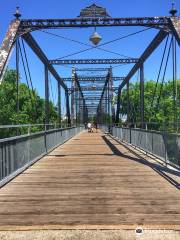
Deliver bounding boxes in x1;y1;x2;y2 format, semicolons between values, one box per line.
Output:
0;130;179;230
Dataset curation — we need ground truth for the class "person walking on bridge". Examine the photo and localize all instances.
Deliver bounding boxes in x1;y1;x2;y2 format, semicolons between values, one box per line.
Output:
87;122;92;132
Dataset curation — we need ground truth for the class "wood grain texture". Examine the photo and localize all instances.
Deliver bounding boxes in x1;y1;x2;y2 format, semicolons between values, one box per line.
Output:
0;131;179;230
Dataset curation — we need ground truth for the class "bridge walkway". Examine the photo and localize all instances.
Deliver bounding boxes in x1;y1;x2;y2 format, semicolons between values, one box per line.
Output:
0;130;179;230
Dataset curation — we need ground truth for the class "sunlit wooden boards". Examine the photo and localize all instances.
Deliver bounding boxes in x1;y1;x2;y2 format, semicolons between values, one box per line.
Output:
0;131;179;230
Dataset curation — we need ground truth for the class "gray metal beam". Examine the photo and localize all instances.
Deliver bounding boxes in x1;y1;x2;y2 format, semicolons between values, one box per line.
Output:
168;17;180;46
57;82;61;125
0;20;20;84
140;64;145;127
127;81;130;124
69;86;118;92
74;72;87;123
98;71;110;110
76;68;108;71
20;17;168;30
75;73;85;100
71;69;75;125
49;58;138;65
45;66;49;125
65;91;71;125
62;77;125;82
22;33;68;91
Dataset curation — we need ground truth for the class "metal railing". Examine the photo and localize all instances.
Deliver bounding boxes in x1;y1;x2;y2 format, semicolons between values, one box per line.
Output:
0;123;72;139
0;124;84;187
111;126;180;168
99;124;110;133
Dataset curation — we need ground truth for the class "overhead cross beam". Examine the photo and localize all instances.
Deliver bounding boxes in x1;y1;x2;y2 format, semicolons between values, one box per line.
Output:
69;86;118;92
20;17;168;31
84;98;102;100
77;68;108;71
49;58;138;65
62;77;125;82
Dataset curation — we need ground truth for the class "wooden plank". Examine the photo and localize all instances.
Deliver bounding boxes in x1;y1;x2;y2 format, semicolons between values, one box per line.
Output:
0;131;179;230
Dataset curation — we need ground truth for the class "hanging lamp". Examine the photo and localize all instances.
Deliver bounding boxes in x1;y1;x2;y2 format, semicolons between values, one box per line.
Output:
89;26;102;45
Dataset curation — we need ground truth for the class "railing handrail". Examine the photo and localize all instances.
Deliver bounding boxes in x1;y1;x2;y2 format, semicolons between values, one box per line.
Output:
0;123;72;129
113;125;180;137
0;126;84;187
0;125;81;143
111;125;180;168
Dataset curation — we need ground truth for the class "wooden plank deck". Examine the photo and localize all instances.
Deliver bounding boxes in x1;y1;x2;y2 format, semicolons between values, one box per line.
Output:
0;131;180;230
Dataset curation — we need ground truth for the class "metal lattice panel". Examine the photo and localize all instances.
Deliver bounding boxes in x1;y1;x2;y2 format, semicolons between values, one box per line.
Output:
50;58;138;65
69;86;118;92
62;77;125;82
20;17;169;31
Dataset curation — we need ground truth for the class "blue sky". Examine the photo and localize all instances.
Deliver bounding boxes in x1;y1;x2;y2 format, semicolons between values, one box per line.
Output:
0;0;179;114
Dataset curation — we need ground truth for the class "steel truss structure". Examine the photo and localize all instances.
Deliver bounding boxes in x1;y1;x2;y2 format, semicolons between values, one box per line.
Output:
0;3;179;127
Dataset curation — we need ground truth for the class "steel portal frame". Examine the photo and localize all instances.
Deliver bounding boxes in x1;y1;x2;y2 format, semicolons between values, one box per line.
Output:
1;4;180;127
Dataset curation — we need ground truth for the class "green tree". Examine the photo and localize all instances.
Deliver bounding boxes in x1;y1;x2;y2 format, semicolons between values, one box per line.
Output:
0;69;59;126
114;79;180;130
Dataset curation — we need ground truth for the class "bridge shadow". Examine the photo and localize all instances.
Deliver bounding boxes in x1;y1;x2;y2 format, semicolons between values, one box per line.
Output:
102;135;180;190
49;153;115;156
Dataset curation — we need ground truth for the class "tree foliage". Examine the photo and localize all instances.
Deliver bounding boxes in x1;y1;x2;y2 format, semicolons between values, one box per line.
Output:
0;69;59;126
115;79;180;127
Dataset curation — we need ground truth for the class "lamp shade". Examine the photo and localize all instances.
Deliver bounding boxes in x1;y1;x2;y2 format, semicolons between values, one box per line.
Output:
89;31;102;45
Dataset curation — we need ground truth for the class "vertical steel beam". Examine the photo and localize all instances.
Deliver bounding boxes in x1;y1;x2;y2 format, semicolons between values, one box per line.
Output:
16;38;20;120
140;64;145;128
105;86;108;125
75;84;78;125
82;99;85;124
116;88;121;123
97;71;110;124
58;82;61;126
71;68;75;125
99;102;102;124
172;36;177;130
73;72;86;125
107;74;111;130
65;90;71;125
79;92;82;124
168;17;180;47
109;66;115;124
127;81;130;125
45;66;49;126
